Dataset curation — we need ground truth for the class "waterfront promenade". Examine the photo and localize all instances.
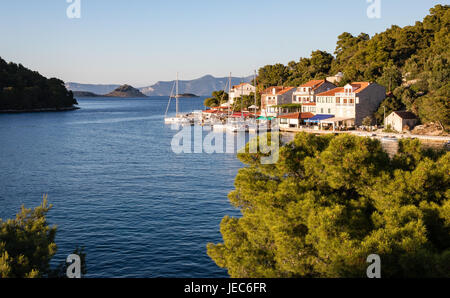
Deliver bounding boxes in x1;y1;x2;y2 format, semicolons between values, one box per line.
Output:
279;127;450;142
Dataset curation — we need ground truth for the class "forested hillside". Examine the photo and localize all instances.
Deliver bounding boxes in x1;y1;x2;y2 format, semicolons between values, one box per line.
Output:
0;57;77;111
256;5;449;129
208;133;450;278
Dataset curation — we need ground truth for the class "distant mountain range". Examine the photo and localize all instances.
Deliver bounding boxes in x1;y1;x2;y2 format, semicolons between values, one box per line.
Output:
66;75;253;97
65;83;122;95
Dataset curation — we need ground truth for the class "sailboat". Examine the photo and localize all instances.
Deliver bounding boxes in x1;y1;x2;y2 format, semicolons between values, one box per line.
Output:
212;73;232;132
248;71;260;133
164;73;193;125
226;74;256;133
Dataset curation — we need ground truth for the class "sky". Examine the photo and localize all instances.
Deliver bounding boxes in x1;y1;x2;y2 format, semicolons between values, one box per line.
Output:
0;0;447;87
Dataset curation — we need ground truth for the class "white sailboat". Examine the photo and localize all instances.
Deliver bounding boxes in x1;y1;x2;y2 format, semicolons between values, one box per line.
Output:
248;71;260;132
164;73;193;125
223;74;249;133
226;121;249;133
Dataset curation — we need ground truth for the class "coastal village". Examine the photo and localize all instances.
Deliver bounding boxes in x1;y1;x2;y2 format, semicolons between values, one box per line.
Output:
192;74;447;142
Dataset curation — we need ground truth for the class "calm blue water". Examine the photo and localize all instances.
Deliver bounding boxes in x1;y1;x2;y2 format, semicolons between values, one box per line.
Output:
0;97;242;278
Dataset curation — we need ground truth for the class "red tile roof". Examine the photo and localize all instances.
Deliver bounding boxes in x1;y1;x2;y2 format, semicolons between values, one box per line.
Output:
300;79;326;89
203;109;226;114
262;86;295;95
350;82;370;93
315;87;345;97
315;82;371;96
278;112;314;119
232;83;253;89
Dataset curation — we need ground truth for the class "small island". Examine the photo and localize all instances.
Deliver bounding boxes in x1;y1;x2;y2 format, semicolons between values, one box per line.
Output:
177;93;199;98
72;85;148;98
104;85;147;98
0;57;78;113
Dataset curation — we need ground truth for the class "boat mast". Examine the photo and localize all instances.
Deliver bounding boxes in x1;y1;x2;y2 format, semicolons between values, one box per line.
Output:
254;70;257;117
176;72;179;117
228;72;231;116
241;78;244;119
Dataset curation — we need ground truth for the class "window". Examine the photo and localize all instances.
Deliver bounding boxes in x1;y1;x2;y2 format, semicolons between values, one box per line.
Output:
336;97;340;103
328;108;331;114
321;108;324;113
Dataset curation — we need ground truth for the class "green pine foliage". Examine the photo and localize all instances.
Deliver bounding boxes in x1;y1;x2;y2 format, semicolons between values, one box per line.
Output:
207;133;450;278
0;196;57;278
231;93;261;112
0;196;86;278
204;90;229;108
0;57;77;111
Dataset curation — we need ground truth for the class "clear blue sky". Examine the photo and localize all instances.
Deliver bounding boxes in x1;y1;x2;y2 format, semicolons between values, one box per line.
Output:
0;0;447;86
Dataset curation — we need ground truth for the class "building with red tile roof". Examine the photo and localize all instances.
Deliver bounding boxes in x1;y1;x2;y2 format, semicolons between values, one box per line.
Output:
315;82;386;126
293;79;337;114
229;83;256;104
261;87;296;117
300;80;327;88
278;112;314;119
278;112;315;129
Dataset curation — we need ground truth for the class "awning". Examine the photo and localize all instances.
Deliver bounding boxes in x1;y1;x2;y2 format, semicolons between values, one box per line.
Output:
257;116;275;120
278;112;314;120
203;109;226;114
304;114;334;123
320;117;355;124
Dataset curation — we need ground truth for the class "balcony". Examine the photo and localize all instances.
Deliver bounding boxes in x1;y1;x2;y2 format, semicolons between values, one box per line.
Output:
335;92;356;98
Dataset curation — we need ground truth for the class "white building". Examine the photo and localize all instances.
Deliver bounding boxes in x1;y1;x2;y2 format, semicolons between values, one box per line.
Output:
261;86;296;117
278;112;315;129
385;111;418;132
292;79;336;114
229;83;256;104
326;72;344;84
315;82;386;126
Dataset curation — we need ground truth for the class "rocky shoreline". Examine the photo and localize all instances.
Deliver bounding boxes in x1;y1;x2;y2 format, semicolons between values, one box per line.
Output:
0;106;80;114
